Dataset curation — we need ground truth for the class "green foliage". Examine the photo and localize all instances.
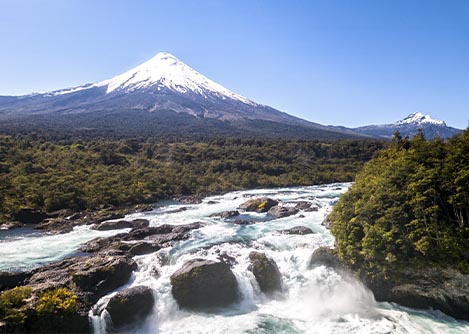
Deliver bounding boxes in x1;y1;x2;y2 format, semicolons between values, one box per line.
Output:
35;288;77;317
330;129;469;276
0;286;32;323
0;135;383;222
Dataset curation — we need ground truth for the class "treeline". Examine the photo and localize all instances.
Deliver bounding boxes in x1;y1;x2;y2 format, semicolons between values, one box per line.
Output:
0;136;384;222
330;129;469;276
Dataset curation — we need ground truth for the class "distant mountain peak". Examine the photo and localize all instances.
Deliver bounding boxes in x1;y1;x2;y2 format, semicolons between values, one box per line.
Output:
94;51;256;105
353;112;460;139
396;112;445;126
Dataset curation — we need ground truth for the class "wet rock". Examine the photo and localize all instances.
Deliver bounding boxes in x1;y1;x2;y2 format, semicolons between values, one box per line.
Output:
210;210;240;219
238;197;278;213
28;254;137;303
0;271;32;291
87;213;125;225
0;221;23;230
106;286;155;329
364;267;469;321
304;205;320;212
128;242;161;256
295;201;312;210
282;226;314;235
12;208;47;224
321;219;332;229
309;247;343;269
92;218;150;231
171;259;239;310
248;252;282;294
232;219;257;225
267;206;299;218
207;201;218;205
35;218;78;234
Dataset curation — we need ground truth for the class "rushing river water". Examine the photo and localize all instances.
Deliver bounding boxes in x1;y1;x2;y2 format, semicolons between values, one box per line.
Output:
1;183;468;333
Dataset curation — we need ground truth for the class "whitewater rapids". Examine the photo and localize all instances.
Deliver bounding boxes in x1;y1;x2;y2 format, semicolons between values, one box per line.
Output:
1;183;468;333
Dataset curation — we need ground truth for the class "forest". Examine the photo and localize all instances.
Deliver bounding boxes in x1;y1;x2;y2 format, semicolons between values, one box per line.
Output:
0;136;384;223
330;129;469;276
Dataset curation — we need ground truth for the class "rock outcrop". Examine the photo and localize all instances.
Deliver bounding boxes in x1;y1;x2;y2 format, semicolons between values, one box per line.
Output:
364;267;469;321
170;259;239;310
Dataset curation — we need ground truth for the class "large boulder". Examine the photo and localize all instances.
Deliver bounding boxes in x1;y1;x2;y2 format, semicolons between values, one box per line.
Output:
267;206;299;218
238;197;278;213
282;226;314;235
12;208;47;224
248;252;282;294
170;259;239;310
106;286;155;329
309;247;343;269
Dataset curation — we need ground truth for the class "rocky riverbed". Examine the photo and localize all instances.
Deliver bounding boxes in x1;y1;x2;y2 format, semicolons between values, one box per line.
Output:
1;184;468;333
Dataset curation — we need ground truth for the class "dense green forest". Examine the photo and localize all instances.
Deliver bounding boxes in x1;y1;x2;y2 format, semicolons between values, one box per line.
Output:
330;129;469;277
0;136;383;223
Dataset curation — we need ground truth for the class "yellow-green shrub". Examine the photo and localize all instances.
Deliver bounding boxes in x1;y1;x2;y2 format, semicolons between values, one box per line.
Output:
0;286;32;323
35;288;77;317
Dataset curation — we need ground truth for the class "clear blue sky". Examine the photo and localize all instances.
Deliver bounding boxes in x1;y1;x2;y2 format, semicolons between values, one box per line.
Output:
1;0;468;128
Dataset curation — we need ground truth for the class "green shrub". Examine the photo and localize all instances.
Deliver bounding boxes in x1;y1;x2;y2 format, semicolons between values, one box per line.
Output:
0;286;32;323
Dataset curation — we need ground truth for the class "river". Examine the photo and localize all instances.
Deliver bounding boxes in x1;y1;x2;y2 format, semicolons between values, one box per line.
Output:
1;183;468;333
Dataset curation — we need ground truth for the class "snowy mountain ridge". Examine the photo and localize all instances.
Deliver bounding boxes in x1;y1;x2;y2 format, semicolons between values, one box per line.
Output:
395;112;445;126
48;52;256;106
353;112;461;139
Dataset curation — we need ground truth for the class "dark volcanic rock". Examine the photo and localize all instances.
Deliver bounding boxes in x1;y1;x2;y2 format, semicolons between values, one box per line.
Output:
364;267;469;321
27;254;137;304
248;252;282;294
106;286;155;329
12;208;47;224
87;213;125;225
309;247;343;269
238;197;278;213
295;201;312;210
267;205;299;218
92;218;150;231
128;242;161;256
92;220;133;230
282;226;314;235
210;210;240;219
170;259;239;310
0;271;32;291
232;220;256;225
35;218;78;234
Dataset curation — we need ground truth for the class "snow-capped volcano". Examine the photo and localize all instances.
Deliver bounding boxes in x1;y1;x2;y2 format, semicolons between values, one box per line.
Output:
354;112;461;139
95;52;255;105
0;52;365;140
396;112;445;126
